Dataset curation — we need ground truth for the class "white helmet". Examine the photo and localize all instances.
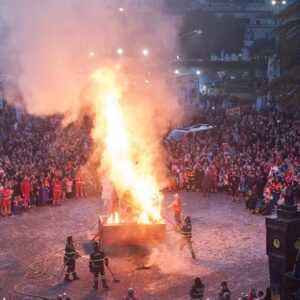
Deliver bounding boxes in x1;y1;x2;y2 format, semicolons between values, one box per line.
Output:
128;287;134;296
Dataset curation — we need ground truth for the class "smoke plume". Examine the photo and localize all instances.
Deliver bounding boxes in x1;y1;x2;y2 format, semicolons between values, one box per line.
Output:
0;0;182;193
0;0;180;116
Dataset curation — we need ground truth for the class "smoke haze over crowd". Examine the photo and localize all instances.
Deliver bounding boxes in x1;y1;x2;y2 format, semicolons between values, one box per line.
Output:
0;0;180;119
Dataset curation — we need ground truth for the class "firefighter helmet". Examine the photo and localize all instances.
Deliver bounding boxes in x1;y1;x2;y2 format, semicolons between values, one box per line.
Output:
67;235;73;243
184;216;191;223
93;241;100;250
128;288;134;296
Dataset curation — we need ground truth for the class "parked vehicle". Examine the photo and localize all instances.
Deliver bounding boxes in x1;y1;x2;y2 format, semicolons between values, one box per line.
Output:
164;123;215;140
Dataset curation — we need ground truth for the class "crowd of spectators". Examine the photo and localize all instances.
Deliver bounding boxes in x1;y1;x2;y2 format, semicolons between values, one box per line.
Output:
0;104;101;217
165;105;300;215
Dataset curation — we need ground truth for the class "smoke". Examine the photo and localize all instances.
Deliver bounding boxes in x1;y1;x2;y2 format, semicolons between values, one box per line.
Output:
0;0;180;117
0;0;182;197
146;232;206;276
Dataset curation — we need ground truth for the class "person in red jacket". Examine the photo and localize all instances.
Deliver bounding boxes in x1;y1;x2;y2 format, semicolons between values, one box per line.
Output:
21;175;32;209
52;177;62;206
168;193;182;227
75;171;83;198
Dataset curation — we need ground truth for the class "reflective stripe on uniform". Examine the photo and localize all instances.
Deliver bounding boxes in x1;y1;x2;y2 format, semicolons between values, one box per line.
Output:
181;231;192;238
90;257;106;262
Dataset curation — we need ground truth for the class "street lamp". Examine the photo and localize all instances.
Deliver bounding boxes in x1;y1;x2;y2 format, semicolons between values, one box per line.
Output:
142;49;149;56
196;70;201;75
116;48;124;56
271;0;287;13
174;69;180;75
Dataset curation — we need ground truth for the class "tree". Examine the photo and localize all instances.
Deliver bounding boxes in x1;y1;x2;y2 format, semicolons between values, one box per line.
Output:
180;9;246;59
266;1;300;107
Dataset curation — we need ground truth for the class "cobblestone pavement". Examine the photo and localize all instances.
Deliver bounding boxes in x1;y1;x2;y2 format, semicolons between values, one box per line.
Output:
0;191;269;299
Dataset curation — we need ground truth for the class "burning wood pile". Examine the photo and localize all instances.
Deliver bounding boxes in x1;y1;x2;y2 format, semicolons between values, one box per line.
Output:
91;69;167;245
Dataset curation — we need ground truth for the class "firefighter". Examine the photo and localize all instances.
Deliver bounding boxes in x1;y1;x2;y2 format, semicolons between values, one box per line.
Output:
168;193;182;227
89;242;109;289
21;175;32;209
75;172;83;198
64;236;80;282
179;216;196;259
52;177;62;206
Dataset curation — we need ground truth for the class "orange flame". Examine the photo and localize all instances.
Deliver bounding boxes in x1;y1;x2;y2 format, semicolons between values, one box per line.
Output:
91;69;163;224
107;212;123;224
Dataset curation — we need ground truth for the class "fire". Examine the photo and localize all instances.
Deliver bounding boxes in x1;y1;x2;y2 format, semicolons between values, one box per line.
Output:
107;212;122;224
91;68;163;224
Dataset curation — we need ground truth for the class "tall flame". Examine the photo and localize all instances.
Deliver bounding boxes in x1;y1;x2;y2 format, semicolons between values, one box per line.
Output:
91;69;163;224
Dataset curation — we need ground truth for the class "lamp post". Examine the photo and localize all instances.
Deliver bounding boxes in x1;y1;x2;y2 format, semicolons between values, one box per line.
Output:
271;0;287;15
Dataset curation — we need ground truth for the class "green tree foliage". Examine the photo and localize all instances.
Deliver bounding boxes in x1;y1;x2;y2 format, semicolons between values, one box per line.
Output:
180;9;246;59
266;1;300;106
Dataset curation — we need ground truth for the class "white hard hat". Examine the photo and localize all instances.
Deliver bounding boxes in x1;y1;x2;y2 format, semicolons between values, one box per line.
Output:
128;287;134;295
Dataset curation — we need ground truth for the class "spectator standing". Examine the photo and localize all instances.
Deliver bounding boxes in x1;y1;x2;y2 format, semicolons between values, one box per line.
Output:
2;182;12;216
218;281;231;300
75;171;83;198
202;163;211;198
123;288;138;300
263;288;271;300
229;171;240;202
66;177;73;199
40;177;49;206
189;277;205;300
52;177;62;206
21;175;32;208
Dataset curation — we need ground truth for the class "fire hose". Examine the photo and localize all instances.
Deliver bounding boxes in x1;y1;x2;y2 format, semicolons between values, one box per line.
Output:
11;216;96;300
13;248;65;300
162;214;177;230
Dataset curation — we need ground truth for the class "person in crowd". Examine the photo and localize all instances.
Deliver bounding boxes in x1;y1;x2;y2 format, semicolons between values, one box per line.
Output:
263;287;271;300
189;277;205;300
248;288;257;300
65;176;73;199
202;163;211;198
75;171;83;198
164;105;300;217
123;288;138;300
40;178;49;206
1;182;12;216
21;175;32;209
218;281;231;300
52;176;62;206
229;170;240;203
257;290;264;299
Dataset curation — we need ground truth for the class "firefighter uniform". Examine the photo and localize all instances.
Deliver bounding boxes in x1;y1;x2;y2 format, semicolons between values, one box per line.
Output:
52;178;62;205
89;242;109;289
179;216;196;259
169;194;182;226
75;172;83;198
64;236;80;281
